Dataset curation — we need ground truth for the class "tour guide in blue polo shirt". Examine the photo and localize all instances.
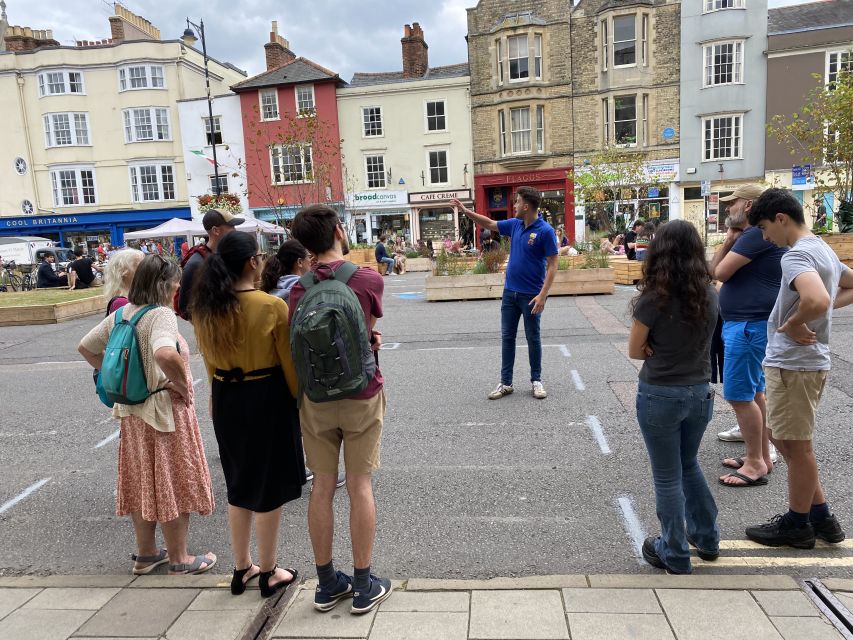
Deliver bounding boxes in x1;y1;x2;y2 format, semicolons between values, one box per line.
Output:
453;187;559;400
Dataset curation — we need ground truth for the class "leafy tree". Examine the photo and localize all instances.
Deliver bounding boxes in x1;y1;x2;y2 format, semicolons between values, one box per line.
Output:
767;68;853;232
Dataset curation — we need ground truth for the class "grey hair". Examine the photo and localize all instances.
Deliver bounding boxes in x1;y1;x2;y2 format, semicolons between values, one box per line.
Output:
103;249;144;301
127;255;181;306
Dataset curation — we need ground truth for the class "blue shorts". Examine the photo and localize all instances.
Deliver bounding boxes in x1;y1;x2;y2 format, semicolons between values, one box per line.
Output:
722;320;768;402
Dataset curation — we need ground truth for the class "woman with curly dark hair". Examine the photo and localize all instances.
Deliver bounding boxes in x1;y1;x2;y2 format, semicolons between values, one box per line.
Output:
191;231;305;597
628;220;720;574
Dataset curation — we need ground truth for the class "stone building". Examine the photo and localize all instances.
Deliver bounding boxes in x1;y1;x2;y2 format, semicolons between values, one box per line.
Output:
466;1;575;242
570;0;681;228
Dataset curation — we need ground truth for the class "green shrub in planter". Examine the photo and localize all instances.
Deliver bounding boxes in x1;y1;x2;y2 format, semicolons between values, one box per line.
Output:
472;260;489;274
405;250;420;259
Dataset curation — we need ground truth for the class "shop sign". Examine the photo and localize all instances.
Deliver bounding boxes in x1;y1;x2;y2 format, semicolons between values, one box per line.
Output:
409;189;471;204
347;190;409;208
792;164;814;190
5;216;79;228
644;160;679;182
708;194;719;212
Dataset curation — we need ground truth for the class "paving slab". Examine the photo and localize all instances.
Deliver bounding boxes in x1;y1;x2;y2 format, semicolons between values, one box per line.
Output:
187;588;266;610
824;578;853;592
835;592;853;610
589;574;799;590
562;587;660;614
751;591;820;617
379;591;469;612
75;587;199;638
22;587;120;610
369;611;468;640
656;589;783;640
406;575;587;590
469;590;569;639
165;609;254;640
566;613;675;640
0;608;93;640
272;589;375;638
769;616;843;640
0;575;134;588
0;587;41;620
130;574;231;589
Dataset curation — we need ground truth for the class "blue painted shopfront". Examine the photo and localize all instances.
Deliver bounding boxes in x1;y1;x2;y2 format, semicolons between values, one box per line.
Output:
0;207;191;247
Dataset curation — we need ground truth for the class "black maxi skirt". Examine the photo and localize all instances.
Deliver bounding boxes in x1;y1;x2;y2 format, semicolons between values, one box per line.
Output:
211;367;306;512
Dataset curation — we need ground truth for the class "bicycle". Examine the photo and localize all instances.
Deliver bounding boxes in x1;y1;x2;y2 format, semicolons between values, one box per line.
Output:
0;261;23;292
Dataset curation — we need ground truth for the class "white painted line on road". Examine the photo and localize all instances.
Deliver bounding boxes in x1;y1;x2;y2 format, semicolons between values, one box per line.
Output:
192;377;202;387
585;415;611;455
617;495;646;560
417;347;475;351
0;478;51;514
380;343;401;350
570;370;586;391
559;345;571;358
31;360;86;366
93;429;120;449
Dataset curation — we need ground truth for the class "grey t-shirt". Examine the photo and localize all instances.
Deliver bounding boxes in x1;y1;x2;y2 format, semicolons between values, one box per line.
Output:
765;235;851;371
633;285;719;386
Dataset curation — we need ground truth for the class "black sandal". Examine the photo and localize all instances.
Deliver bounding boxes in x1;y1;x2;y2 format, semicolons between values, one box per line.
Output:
259;565;298;598
231;564;259;595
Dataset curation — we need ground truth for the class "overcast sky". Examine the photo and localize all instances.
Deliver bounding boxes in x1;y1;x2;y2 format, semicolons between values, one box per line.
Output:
5;0;818;82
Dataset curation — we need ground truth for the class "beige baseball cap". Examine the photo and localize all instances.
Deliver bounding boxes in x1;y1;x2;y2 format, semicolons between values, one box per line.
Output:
719;184;765;202
202;208;245;231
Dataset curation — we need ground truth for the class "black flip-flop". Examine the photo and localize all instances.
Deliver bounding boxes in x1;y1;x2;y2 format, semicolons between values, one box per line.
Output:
722;456;745;470
719;471;769;487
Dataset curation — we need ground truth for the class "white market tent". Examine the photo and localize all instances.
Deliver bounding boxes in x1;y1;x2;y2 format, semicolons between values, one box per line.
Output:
124;218;205;240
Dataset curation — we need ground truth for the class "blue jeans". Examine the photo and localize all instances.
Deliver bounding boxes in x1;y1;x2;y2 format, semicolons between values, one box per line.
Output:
500;289;541;386
378;257;395;274
636;381;719;573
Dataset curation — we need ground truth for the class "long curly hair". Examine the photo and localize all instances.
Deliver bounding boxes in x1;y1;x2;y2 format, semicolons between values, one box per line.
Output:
260;239;308;293
633;220;712;326
190;232;257;360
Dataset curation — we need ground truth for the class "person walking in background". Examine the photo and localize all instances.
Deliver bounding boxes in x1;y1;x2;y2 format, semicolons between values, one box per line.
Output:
628;220;720;574
289;204;391;615
191;232;305;597
374;235;396;276
710;185;784;487
102;248;144;314
453;187;558;401
78;255;216;576
745;188;853;549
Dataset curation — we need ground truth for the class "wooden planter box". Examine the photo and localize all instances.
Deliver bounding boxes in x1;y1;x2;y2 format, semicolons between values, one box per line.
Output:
0;295;105;326
406;257;432;272
425;268;614;301
821;233;853;268
609;256;644;285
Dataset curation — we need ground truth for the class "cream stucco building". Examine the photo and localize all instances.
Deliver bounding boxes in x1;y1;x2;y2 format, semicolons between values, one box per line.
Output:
337;23;474;246
0;4;245;249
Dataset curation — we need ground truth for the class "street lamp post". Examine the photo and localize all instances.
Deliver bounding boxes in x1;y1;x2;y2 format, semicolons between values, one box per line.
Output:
183;18;221;196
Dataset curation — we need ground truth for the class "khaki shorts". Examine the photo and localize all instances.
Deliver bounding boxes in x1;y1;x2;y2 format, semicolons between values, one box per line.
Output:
299;390;386;475
765;367;828;441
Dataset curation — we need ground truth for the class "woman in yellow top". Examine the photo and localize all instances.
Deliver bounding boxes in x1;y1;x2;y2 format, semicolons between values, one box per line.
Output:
191;231;306;598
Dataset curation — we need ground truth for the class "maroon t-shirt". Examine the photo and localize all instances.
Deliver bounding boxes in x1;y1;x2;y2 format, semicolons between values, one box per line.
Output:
288;260;384;399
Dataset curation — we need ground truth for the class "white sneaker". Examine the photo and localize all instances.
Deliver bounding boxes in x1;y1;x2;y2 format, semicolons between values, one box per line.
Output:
718;425;744;442
488;383;513;400
532;381;547;399
769;443;778;464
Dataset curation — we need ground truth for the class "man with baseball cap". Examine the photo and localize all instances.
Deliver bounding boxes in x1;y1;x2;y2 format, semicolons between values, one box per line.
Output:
176;208;244;319
710;185;787;487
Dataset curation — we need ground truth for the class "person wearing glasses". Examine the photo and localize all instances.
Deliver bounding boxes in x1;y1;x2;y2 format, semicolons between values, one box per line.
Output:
191;232;306;598
78;254;216;576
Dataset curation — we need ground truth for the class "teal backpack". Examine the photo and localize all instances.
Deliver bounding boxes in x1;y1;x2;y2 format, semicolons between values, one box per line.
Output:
290;262;376;403
99;305;167;406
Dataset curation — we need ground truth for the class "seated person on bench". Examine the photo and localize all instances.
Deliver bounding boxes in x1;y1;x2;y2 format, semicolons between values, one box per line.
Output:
37;254;69;288
68;247;101;289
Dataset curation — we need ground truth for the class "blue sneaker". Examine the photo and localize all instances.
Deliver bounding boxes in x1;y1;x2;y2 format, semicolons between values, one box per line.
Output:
313;571;354;612
351;574;393;614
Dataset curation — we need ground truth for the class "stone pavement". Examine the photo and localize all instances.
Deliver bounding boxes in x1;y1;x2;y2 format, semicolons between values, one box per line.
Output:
1;574;852;639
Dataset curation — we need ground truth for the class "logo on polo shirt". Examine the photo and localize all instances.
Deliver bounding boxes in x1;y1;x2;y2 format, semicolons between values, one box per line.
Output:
528;232;537;246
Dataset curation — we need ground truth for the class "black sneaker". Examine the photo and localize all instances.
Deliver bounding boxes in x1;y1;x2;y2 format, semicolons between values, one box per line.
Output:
686;534;719;562
641;536;690;574
313;570;353;612
812;514;845;543
746;514;815;549
351;574;393;614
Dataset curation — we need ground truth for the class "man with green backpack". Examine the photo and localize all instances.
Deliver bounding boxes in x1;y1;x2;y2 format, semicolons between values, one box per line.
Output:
288;204;391;616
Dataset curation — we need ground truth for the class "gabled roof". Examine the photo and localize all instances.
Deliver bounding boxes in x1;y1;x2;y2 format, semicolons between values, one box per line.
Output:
231;56;345;91
769;0;853;35
349;63;469;87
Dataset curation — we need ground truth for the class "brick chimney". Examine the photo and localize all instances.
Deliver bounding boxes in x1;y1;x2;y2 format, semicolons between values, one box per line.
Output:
265;21;295;71
401;22;428;78
3;25;59;51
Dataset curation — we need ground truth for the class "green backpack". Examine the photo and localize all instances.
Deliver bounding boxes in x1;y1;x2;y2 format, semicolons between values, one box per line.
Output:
290;262;376;403
100;305;167;406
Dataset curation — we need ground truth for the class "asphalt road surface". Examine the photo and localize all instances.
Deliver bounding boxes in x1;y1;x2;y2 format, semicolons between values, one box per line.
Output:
1;273;852;579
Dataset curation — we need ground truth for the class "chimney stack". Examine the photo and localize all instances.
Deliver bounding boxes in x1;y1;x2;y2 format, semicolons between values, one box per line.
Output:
3;25;59;51
265;20;295;71
401;22;428;78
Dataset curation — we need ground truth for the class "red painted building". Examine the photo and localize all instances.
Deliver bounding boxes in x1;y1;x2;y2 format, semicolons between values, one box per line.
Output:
232;24;346;222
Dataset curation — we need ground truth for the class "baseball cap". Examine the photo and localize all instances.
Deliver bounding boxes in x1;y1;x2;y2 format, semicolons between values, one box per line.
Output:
202;208;245;231
719;184;765;202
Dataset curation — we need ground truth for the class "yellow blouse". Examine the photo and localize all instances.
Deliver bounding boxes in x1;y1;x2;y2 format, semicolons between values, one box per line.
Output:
202;290;298;398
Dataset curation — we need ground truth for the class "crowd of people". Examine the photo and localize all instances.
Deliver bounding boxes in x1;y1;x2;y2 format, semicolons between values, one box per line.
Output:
72;179;853;633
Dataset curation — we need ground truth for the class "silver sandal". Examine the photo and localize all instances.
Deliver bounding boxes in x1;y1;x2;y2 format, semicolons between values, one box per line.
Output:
169;552;217;575
131;548;168;575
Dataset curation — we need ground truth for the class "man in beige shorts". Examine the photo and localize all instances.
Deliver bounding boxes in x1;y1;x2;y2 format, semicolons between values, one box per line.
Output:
744;189;853;548
289;205;392;616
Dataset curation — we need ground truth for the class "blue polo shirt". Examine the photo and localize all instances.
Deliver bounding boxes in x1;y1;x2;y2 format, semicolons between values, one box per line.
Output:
497;216;559;295
719;226;787;322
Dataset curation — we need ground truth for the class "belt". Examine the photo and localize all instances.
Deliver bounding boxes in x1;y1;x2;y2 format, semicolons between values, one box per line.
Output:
213;366;280;383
